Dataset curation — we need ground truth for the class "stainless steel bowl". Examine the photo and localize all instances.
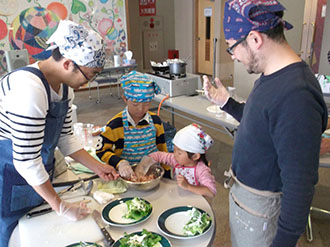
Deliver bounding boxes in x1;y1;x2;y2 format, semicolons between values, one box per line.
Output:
120;165;164;191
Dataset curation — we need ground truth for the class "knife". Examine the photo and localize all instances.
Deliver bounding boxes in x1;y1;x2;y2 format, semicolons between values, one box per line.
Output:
26;198;91;219
26;207;53;218
92;210;115;247
52;174;99;187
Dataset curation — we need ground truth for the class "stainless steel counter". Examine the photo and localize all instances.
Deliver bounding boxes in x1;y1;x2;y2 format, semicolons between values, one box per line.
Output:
154;94;240;137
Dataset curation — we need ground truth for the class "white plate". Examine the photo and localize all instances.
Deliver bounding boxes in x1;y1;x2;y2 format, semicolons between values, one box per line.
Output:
157;206;212;240
102;197;152;227
206;105;222;114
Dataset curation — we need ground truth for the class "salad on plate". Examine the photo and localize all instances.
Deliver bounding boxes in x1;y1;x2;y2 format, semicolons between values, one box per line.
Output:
183;207;212;236
123;197;152;220
118;229;162;247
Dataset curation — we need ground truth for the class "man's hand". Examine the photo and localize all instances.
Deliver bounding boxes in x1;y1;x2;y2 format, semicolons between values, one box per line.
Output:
56;200;90;221
203;75;230;107
69;148;119;181
95;162;119;181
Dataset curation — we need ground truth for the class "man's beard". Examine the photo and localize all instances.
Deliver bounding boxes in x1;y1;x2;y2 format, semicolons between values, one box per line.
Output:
246;46;261;74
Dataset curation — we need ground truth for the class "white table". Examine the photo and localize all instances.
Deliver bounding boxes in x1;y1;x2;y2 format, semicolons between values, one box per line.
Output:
109;178;216;247
10;172;215;247
154;94;240;137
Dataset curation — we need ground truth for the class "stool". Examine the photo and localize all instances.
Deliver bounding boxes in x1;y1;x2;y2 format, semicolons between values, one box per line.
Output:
305;163;330;242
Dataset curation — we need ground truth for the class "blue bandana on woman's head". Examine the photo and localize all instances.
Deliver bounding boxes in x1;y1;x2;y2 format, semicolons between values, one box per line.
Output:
120;71;161;102
223;0;293;40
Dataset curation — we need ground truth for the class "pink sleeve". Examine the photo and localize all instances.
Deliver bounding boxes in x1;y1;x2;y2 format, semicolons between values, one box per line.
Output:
196;162;217;195
148;152;177;168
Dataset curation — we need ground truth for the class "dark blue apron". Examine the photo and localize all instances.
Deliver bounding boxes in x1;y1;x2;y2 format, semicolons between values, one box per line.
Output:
0;67;69;246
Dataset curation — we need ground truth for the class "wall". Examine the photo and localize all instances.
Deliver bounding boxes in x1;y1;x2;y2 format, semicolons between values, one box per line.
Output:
173;0;233;79
126;0;175;72
319;0;330;75
0;0;127;75
174;0;195;73
282;0;306;54
233;0;306;99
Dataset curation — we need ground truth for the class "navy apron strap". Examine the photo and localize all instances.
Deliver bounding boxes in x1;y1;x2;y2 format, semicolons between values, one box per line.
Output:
62;84;68;100
15;67;51;107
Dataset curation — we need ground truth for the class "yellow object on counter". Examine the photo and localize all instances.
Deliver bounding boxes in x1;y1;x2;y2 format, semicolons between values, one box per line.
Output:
97;180;127;194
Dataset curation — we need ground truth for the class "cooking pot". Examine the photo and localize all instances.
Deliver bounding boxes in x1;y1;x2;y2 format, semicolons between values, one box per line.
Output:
169;60;186;75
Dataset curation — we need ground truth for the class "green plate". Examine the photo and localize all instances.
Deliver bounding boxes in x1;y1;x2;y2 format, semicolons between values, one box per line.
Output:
157;206;212;239
65;242;101;247
112;231;171;247
102;197;152;227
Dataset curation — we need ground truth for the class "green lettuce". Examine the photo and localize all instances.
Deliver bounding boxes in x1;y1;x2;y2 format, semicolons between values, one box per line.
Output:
97;180;127;194
183;207;211;236
119;229;161;247
123;197;152;220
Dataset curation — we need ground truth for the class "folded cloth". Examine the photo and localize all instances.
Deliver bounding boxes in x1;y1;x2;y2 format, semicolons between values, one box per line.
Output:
223;0;293;40
120;70;161;102
46;20;106;68
70;162;94;174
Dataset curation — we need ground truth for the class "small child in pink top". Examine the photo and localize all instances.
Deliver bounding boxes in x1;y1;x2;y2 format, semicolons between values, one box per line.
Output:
149;123;216;197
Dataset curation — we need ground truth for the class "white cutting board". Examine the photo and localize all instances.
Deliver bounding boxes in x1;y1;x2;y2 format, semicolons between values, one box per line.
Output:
18;196;103;247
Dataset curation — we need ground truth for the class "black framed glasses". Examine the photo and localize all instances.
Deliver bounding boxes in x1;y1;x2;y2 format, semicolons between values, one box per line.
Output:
226;35;248;56
73;62;99;82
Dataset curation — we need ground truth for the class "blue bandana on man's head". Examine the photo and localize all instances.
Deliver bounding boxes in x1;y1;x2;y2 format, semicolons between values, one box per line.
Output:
223;0;293;40
120;71;161;102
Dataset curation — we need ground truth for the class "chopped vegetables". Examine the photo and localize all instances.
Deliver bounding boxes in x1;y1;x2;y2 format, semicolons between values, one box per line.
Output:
119;229;161;247
123;197;152;220
97;180;127;194
183;207;211;236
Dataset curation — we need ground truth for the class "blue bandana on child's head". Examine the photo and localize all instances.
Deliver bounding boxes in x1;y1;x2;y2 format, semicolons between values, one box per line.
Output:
223;0;293;40
120;71;161;102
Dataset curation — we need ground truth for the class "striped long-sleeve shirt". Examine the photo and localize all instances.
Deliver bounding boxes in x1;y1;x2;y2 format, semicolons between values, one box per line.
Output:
0;63;82;186
96;110;168;168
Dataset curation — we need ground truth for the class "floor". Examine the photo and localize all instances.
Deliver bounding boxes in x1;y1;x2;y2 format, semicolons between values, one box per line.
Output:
74;86;330;247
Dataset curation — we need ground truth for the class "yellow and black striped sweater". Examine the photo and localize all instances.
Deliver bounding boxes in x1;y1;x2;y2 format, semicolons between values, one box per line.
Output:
96;111;171;176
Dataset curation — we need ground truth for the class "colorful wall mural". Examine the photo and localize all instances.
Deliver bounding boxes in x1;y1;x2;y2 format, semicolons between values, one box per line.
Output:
0;0;127;75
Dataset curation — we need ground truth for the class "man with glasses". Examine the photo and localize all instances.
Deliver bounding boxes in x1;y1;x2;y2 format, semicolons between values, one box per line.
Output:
0;20;118;246
203;1;327;246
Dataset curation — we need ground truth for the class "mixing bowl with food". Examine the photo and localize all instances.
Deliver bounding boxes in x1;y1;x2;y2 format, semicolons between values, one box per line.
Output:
120;164;164;191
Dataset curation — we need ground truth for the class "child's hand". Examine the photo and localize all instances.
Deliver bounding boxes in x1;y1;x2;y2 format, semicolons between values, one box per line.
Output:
176;174;190;190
